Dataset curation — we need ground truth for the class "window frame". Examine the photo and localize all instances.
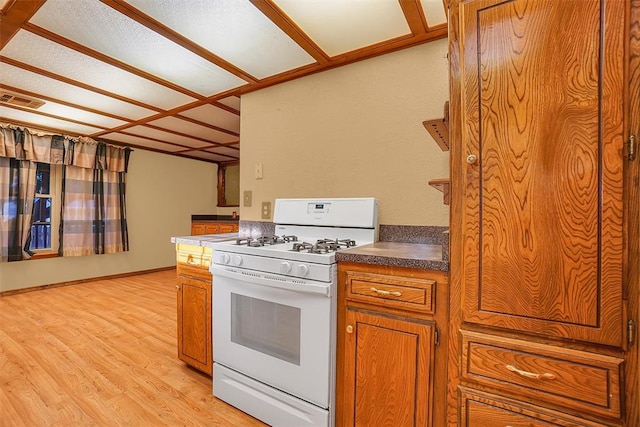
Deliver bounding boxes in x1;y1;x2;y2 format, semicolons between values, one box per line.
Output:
30;163;62;256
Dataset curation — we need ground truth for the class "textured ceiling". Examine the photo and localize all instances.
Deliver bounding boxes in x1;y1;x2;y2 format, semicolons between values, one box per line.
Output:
0;0;448;164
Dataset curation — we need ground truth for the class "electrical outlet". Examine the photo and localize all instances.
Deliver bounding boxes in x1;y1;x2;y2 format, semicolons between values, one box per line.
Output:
243;190;252;207
261;201;271;219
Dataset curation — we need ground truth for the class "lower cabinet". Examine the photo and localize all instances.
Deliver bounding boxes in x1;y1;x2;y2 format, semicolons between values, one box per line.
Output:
191;221;238;236
176;244;213;375
342;308;434;427
337;262;448;427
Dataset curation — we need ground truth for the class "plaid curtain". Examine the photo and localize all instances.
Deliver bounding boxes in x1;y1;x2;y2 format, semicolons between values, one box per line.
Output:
0;157;37;262
1;123;131;261
60;166;129;256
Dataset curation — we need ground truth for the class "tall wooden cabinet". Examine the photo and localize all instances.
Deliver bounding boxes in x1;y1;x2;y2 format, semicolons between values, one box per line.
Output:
448;0;639;425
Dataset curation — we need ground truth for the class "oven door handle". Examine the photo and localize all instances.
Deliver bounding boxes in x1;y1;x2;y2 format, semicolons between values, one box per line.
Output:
211;265;331;297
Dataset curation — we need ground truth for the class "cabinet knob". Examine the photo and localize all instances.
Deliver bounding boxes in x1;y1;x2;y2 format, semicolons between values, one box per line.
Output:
176;285;180;290
346;325;353;334
466;154;478;164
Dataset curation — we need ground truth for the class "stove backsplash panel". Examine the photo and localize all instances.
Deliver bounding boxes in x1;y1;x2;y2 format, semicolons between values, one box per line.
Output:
238;220;276;239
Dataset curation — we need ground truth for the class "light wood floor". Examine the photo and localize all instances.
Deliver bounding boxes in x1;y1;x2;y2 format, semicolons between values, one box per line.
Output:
0;269;266;427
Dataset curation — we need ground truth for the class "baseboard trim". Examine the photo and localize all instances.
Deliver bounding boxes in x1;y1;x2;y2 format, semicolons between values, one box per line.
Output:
0;266;177;297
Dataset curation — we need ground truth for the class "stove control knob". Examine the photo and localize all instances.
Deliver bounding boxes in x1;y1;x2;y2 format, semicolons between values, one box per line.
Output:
231;254;243;266
280;261;292;274
297;264;309;277
219;253;230;265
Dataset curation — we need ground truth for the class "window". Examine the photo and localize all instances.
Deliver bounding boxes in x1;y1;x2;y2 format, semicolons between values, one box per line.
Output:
30;163;61;254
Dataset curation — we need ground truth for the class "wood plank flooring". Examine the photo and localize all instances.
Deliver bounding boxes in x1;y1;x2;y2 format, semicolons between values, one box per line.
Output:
0;269;266;427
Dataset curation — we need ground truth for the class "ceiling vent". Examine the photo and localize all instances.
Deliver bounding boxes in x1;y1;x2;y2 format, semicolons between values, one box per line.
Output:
0;92;45;109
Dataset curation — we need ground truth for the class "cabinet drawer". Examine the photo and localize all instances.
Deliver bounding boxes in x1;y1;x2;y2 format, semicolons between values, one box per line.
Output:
345;271;435;314
176;244;212;269
461;331;623;419
460;389;608;427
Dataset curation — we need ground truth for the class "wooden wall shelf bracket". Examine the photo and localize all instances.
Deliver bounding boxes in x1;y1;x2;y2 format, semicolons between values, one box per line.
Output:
422;101;450;151
428;178;450;205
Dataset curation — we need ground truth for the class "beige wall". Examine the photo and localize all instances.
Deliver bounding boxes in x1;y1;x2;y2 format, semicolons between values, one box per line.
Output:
0;149;219;292
239;39;449;226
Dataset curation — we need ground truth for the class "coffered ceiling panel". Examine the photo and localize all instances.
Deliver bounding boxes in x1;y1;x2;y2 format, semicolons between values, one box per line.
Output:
0;62;156;119
272;0;410;57
148;116;239;144
2;31;195;109
101;132;189;153
218;96;241;111
186;150;239;162
205;146;241;157
125;0;316;79
179;105;241;134
124;125;214;149
0;105;104;136
0;0;447;164
420;0;447;25
31;0;247;95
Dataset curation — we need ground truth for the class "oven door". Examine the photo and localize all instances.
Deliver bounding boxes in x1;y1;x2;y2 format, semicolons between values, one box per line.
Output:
211;264;333;408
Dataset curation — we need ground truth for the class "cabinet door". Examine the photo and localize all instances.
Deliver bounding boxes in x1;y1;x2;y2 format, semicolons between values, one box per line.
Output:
460;0;624;346
204;223;220;234
342;308;434;427
177;274;212;375
218;223;236;234
191;223;205;235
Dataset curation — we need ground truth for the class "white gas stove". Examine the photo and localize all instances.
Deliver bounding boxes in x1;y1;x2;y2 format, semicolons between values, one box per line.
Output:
209;198;378;427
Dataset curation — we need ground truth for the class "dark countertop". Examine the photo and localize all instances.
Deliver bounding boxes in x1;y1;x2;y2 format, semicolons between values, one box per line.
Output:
336;241;448;271
191;214;239;222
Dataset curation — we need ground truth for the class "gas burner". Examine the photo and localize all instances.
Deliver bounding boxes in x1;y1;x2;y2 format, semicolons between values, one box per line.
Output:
317;238;357;249
290;238;357;253
237;235;299;247
291;242;314;252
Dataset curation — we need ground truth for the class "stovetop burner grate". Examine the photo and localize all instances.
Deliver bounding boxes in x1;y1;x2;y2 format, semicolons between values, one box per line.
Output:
290;238;357;253
236;235;299;247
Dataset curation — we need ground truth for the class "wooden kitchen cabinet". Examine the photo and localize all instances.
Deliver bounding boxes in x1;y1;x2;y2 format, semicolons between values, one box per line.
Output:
191;221;238;236
337;262;448;427
176;244;213;375
447;0;638;425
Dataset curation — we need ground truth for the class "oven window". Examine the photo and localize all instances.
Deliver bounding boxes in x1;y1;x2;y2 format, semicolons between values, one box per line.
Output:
230;293;301;365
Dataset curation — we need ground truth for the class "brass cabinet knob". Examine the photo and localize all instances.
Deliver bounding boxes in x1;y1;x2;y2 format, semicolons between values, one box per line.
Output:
346;325;353;334
176;285;180;290
466;154;478;164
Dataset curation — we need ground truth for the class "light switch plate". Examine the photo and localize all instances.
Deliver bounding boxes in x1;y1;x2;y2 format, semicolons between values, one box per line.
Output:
261;201;271;219
243;190;252;207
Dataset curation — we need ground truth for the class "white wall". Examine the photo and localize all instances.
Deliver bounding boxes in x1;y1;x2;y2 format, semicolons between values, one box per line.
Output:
0;149;219;292
239;39;450;226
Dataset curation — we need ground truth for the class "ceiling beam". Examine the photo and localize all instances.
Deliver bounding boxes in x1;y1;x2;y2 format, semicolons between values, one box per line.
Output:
0;55;165;113
399;0;429;35
0;0;46;50
23;22;207;101
90;87;242;137
249;0;330;65
100;0;259;84
0;83;134;123
2;103;109;131
173;114;239;138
